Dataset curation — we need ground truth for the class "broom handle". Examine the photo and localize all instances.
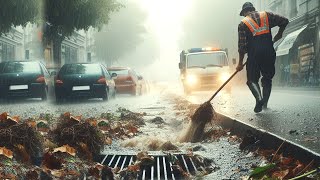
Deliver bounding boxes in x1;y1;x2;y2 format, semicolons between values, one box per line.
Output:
208;62;247;102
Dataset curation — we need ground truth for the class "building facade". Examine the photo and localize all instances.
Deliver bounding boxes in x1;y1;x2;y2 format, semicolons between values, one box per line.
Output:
261;0;320;86
0;28;24;62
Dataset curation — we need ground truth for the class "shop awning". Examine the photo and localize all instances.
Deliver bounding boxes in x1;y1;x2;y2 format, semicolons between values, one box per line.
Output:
276;25;307;56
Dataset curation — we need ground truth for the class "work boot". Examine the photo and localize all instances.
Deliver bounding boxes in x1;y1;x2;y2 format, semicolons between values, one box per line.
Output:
247;82;264;113
262;85;272;109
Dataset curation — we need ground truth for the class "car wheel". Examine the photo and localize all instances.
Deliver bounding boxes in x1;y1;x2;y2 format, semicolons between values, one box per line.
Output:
56;96;63;103
42;89;48;101
112;90;116;99
55;93;64;103
103;90;109;101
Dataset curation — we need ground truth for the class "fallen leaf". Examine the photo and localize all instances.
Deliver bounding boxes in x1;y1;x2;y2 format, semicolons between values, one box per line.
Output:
0;112;8;121
0;146;13;159
272;169;289;180
105;137;112;145
292;160;304;175
53;145;76;156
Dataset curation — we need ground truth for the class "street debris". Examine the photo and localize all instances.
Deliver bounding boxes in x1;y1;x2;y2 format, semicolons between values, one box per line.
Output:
0;112;44;163
41;145;114;179
49;112;105;160
150;116;166;124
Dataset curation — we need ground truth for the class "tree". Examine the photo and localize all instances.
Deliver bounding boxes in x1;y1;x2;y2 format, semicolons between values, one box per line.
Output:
43;0;122;65
0;0;41;33
94;1;147;65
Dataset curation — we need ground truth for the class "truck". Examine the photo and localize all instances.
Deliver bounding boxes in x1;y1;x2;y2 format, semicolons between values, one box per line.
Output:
179;47;236;94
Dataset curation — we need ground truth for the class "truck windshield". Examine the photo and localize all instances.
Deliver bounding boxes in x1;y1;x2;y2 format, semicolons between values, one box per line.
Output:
187;52;228;68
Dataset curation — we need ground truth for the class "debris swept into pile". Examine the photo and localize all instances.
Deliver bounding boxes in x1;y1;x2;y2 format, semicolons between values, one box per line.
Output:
0;112;44;179
0;147;42;179
0;112;43;162
49;112;105;160
40;145;114;179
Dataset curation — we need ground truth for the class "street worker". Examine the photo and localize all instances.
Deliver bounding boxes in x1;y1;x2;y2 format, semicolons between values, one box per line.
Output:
236;2;289;113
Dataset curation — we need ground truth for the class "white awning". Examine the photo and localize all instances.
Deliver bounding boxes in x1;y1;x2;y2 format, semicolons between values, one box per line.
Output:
276;25;307;56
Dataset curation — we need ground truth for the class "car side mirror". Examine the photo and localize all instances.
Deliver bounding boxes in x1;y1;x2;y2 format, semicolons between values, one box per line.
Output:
111;73;117;78
50;71;57;76
232;58;237;65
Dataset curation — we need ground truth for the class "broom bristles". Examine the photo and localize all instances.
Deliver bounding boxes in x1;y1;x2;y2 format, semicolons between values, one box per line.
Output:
180;102;215;143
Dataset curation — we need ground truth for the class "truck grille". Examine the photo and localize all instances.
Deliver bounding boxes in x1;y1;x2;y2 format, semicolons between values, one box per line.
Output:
199;75;218;85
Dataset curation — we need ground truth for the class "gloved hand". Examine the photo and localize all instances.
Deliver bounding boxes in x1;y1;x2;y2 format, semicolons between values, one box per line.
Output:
273;33;283;43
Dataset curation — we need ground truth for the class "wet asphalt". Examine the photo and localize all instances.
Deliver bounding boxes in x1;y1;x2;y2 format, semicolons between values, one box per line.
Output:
184;85;320;154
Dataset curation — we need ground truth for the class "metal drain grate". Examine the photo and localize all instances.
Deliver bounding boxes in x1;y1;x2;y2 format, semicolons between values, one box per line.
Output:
99;154;200;180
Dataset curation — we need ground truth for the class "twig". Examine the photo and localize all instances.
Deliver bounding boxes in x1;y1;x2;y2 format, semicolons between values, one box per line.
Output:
296;159;314;176
289;166;320;180
271;140;285;163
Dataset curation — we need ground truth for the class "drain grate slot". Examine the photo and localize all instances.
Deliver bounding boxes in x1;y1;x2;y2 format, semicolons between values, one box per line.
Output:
100;153;205;180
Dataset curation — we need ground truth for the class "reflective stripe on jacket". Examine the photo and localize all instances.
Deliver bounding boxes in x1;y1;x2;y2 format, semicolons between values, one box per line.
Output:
241;11;270;36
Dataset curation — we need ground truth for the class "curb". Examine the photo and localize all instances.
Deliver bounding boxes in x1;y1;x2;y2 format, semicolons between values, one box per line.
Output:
217;113;320;165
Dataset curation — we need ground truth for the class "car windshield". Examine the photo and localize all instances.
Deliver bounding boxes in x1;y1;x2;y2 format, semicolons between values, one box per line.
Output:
61;64;102;75
187;52;228;68
108;69;129;76
1;62;41;74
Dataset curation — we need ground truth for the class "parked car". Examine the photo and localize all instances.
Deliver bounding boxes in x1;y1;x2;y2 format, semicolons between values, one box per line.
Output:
107;67;142;96
54;63;116;102
0;61;51;100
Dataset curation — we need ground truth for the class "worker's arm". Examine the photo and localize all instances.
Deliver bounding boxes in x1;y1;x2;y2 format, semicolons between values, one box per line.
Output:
267;12;289;42
237;23;247;71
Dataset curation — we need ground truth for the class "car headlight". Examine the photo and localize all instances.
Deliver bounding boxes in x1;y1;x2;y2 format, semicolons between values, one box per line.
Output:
186;74;198;85
219;73;230;82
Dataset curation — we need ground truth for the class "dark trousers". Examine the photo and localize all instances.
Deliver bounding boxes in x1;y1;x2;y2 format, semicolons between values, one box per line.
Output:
246;38;276;88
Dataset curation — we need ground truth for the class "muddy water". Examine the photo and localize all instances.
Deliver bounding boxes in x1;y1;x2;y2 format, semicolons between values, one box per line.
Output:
102;92;263;179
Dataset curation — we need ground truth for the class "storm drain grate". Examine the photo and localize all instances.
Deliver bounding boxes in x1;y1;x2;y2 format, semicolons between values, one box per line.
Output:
99;154;200;180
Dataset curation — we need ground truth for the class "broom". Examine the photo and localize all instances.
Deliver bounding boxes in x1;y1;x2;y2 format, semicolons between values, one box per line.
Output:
187;63;246;142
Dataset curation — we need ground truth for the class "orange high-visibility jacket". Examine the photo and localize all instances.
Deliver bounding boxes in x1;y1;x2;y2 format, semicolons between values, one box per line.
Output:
241;11;270;36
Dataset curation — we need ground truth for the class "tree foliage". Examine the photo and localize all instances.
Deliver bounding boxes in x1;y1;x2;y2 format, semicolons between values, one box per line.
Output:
43;0;122;43
94;1;146;65
0;0;41;33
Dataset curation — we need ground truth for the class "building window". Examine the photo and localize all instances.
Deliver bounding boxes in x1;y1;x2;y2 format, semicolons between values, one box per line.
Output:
61;45;78;64
0;41;15;61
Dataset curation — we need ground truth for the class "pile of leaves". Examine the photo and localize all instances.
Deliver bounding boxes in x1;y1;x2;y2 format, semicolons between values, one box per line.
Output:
49;112;105;160
41;145;114;179
0;147;42;179
0;112;44;162
98;108;146;143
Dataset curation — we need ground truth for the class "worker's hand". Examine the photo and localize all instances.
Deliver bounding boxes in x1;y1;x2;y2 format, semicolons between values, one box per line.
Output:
236;64;244;71
273;33;283;43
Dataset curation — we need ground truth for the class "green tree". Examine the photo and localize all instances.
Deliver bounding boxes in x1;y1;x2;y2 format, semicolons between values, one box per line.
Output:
43;0;122;65
0;0;41;33
94;1;146;65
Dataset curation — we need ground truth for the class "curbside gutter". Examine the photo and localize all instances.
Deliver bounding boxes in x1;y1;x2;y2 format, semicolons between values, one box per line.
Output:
216;113;320;166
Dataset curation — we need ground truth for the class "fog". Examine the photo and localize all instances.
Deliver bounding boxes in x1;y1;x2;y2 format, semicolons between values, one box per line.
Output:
98;0;261;82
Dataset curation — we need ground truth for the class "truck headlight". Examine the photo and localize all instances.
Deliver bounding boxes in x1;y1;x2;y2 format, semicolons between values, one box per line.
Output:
186;75;198;85
220;73;230;82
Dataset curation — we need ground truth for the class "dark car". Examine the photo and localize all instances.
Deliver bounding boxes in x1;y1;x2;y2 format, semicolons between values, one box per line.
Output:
0;61;51;100
107;67;142;96
55;63;116;102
